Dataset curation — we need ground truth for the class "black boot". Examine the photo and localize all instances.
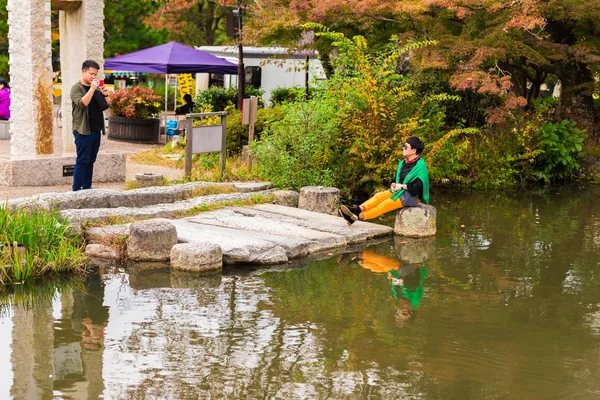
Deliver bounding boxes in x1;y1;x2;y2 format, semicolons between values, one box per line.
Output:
340;205;359;222
338;208;355;225
349;206;362;217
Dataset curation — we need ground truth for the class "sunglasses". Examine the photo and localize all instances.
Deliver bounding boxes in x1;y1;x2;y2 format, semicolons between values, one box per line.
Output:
403;144;411;150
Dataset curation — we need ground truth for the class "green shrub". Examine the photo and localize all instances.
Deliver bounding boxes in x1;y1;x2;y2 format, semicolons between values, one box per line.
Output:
533;119;584;183
270;86;306;106
226;106;284;155
251;100;344;190
194;86;265;111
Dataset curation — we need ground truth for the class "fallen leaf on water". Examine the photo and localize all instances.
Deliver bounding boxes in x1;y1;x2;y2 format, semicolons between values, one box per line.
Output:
460;224;465;228
438;247;445;250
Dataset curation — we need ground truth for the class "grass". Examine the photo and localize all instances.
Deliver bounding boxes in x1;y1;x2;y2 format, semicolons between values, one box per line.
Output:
173;193;274;218
0;205;88;288
130;141;261;183
124;175;171;190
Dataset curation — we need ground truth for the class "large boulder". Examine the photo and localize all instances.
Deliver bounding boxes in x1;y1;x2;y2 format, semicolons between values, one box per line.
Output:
127;219;178;261
298;186;339;215
170;242;222;272
394;204;437;237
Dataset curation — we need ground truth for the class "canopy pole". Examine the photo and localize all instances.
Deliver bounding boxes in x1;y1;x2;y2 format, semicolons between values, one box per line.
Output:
174;74;178;111
165;75;168;111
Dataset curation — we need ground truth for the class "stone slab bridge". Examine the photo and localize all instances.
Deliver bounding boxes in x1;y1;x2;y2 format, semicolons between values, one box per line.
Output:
7;183;399;271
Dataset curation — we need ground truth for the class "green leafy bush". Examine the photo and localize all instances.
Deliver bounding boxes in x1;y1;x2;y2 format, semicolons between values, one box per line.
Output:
226;106;284;155
194;86;265;111
270;86;306;106
533;119;584;183
251;100;344;190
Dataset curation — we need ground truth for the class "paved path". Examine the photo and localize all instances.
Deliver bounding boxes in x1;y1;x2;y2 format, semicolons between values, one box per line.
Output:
0;106;185;200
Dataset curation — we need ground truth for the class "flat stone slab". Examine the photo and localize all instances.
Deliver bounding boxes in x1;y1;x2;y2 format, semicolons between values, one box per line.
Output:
186;208;347;254
252;204;393;241
165;205;392;265
6;181;272;210
60;191;274;234
170;220;289;264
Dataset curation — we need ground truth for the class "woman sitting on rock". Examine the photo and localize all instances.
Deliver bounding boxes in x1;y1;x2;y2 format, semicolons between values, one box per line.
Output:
339;136;430;225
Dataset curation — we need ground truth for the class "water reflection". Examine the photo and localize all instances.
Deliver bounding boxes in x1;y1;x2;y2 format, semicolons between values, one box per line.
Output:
356;245;429;325
1;188;600;398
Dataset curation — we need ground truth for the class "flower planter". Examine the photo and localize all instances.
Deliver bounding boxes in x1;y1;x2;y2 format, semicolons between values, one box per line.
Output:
108;116;160;143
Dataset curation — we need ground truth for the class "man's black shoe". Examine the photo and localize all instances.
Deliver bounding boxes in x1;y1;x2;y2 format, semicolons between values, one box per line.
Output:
340;205;359;222
338;208;355;225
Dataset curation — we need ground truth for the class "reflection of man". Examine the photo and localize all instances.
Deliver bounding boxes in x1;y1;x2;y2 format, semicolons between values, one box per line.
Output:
70;60;110;191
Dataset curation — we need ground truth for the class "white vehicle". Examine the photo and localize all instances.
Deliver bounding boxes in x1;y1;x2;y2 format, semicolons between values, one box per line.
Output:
195;46;327;106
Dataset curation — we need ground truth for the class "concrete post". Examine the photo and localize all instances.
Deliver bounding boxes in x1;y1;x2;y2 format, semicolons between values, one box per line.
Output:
59;0;105;153
7;0;54;158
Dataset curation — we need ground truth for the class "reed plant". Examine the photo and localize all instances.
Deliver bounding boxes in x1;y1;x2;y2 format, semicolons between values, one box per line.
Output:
0;205;88;287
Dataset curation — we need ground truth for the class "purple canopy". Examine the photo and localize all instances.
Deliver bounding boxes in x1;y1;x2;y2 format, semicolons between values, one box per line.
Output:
104;42;238;74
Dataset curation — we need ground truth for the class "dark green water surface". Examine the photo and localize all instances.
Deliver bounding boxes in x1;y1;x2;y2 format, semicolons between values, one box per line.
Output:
1;188;600;399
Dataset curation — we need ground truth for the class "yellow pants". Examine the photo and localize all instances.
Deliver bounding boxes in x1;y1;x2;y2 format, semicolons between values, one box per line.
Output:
360;190;404;220
359;249;401;272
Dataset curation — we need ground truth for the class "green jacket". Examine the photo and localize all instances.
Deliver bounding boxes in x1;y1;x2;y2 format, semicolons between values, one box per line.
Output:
390;157;430;204
70;82;108;135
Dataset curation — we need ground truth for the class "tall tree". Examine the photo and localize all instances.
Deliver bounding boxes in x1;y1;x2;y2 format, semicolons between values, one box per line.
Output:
145;0;233;46
104;0;169;57
247;0;600;136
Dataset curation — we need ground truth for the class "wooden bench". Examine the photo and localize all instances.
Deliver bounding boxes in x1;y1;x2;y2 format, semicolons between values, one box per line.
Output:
0;120;9;140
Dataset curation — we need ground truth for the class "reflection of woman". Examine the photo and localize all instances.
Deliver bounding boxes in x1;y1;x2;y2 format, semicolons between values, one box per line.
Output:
0;79;11;120
388;266;427;324
357;249;427;323
388;266;426;308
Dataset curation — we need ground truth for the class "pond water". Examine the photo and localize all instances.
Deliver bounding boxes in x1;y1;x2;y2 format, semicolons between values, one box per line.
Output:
1;187;600;399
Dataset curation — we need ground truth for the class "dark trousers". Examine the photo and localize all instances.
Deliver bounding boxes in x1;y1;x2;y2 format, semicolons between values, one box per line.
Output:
72;130;101;191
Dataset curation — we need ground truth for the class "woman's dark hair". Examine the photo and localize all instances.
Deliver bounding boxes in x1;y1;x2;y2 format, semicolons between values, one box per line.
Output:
0;79;9;89
183;94;193;103
405;136;424;155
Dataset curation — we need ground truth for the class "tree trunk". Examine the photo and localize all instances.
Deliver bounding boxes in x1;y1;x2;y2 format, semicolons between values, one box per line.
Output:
555;62;600;141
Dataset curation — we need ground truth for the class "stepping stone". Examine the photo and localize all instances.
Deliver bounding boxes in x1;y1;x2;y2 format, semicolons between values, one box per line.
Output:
298;186;339;215
394;204;437;237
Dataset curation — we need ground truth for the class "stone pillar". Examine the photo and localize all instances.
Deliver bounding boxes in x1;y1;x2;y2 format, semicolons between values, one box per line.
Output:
59;0;104;153
7;0;54;158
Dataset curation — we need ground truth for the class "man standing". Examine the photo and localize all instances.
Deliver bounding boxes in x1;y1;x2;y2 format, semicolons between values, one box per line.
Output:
70;60;110;191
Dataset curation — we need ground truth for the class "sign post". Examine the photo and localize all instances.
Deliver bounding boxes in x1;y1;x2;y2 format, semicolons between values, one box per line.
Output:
185;112;228;179
242;96;258;168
